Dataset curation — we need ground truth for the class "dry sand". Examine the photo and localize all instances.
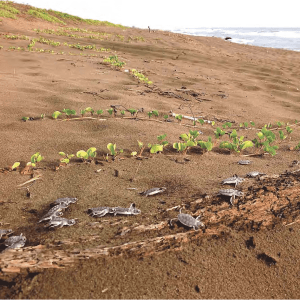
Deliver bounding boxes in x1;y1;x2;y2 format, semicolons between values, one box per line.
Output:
0;12;300;299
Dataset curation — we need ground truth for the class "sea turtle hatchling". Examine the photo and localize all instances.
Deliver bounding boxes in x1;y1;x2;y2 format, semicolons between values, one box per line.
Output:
4;233;26;248
0;229;13;240
38;211;64;223
218;189;244;205
88;206;116;217
46;217;76;228
246;171;266;178
38;203;69;223
112;203;141;216
238;160;252;165
51;197;78;206
221;174;244;187
140;187;166;197
170;209;204;230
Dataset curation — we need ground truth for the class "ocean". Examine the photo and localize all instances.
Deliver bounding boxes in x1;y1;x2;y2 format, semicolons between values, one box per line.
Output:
171;27;300;52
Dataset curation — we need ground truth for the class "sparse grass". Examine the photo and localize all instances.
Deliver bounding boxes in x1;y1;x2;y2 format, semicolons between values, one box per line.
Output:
27;8;66;24
3;34;30;40
0;8;17;19
0;2;19;19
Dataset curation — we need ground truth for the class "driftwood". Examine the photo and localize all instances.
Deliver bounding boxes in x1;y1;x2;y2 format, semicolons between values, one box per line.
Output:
1;170;300;275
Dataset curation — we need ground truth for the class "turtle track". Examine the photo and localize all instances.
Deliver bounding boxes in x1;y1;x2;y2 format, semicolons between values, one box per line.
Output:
1;169;300;276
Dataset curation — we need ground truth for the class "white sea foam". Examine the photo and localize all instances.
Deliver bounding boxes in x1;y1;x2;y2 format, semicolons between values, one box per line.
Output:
171;27;300;51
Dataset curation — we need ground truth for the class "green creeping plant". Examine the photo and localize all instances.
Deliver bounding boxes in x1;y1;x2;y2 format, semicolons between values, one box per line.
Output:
59;152;75;165
107;143;123;159
52;111;62;120
76;147;97;161
27;152;44;167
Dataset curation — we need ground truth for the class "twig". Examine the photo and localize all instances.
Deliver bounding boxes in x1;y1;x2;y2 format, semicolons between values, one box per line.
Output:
17;175;42;187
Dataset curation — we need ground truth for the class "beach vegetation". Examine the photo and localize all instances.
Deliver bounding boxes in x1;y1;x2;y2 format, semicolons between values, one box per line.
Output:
11;162;20;170
198;136;213;153
96;109;103;118
62;108;76;119
52;111;62;120
131;69;152;84
59;152;74;165
103;55;125;68
85;107;94;116
107;143;123;159
27;152;44;167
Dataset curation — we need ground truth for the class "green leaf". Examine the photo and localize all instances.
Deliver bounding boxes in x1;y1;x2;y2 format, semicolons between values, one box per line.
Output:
76;150;88;159
85;107;94;114
162;141;169;146
61;158;70;164
189;130;199;138
186;140;196;147
250;121;255;126
107;108;114;115
230;129;237;139
59;152;66;156
138;140;144;149
36;155;43;162
152;110;159;117
198;119;205;125
11;162;20;170
131;151;137;156
180;133;189;141
107;143;116;156
257;132;264;139
96;109;103;115
52;111;61;119
157;134;167;141
163;115;169;120
147;111;153;118
150;144;163;154
87;147;97;158
240;141;254;150
244;122;248;128
211;121;215;126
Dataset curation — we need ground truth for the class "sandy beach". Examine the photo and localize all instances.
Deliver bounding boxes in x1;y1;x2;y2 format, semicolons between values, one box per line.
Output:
0;2;300;298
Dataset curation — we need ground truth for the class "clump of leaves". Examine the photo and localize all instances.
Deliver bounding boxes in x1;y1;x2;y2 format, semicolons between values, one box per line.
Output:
107;108;114;116
163;115;169;122
52;111;62;120
252;126;278;156
214;127;226;140
294;141;300;151
27;152;44;167
103;55;125;68
220;129;254;154
198;136;213;153
85;107;94;116
131;69;152;84
76;147;97;162
128;108;137;117
107;143;123;160
175;114;183;124
239;121;255;128
62;108;76;119
222;122;232;129
120;110;125;117
80;109;86;118
96;109;103;118
147;111;153;119
157;133;169;146
59;152;74;165
148;143;164;154
176;130;198;154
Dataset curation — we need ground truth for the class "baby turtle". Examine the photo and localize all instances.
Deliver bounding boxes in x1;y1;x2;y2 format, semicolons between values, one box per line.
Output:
238;160;252;165
246;171;266;178
221;174;244;187
47;217;76;228
140;187;166;196
38;211;64;223
170;209;204;230
0;229;13;240
218;189;244;205
4;233;26;249
51;197;78;206
38;203;68;223
88;206;116;217
113;203;141;216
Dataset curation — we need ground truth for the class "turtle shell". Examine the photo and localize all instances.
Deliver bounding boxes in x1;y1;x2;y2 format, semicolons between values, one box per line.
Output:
4;234;26;247
177;213;198;228
238;160;251;165
53;197;78;205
